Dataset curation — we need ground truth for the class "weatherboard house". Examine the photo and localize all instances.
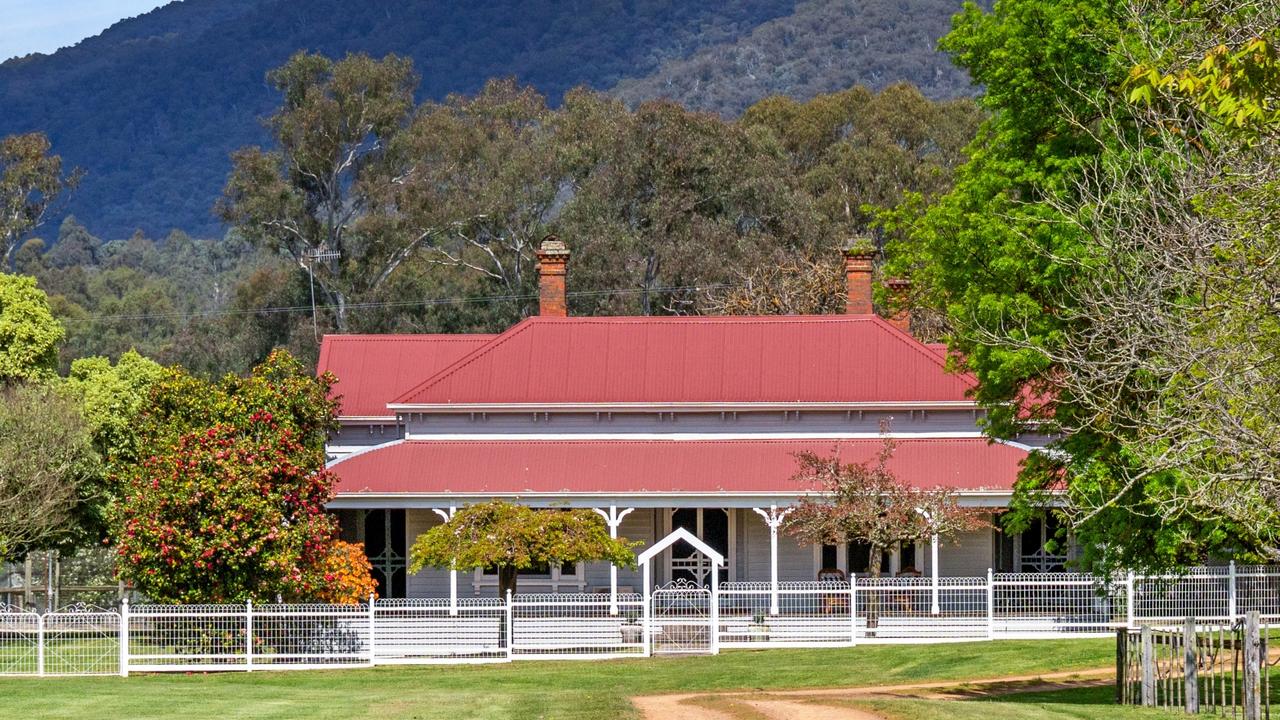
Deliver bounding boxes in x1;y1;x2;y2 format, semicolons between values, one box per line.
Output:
322;240;1062;601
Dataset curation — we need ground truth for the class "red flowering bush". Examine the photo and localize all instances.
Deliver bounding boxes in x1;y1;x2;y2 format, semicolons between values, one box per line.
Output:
108;351;373;603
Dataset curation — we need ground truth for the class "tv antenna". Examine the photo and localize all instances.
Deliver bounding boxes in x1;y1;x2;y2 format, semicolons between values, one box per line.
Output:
302;248;341;342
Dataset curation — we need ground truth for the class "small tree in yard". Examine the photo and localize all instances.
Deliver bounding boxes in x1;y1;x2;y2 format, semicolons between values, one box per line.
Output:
409;501;639;598
785;436;988;579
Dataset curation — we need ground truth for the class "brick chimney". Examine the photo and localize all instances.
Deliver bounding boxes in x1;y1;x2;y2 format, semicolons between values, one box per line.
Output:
843;241;875;315
884;277;912;334
535;235;570;317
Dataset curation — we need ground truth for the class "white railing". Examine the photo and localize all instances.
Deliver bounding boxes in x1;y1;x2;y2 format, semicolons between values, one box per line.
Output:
0;563;1276;676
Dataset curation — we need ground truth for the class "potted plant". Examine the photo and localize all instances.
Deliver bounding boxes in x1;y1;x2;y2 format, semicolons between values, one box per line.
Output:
749;611;771;641
620;610;643;644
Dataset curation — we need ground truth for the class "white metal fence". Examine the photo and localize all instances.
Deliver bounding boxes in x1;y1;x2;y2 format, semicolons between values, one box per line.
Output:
1;563;1276;676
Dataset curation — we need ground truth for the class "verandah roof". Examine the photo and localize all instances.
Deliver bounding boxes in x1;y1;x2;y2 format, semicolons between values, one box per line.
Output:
328;437;1028;501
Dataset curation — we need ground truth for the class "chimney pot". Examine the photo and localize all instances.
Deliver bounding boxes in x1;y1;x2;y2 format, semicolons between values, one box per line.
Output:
535;235;570;317
884;277;912;334
843;241;875;315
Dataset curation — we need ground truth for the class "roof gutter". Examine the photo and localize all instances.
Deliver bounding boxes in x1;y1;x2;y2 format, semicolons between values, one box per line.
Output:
387;400;980;414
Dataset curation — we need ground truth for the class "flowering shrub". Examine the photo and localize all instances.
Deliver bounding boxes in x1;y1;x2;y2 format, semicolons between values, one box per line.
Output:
108;350;372;603
314;541;378;604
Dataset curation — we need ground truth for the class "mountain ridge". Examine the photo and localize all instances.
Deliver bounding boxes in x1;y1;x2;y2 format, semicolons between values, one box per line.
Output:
0;0;972;239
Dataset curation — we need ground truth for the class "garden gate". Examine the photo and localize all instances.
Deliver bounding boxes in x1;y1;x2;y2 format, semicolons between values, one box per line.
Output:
637;528;724;656
650;580;714;654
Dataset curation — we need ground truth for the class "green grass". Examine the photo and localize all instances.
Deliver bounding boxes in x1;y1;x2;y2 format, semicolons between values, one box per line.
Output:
0;639;1162;720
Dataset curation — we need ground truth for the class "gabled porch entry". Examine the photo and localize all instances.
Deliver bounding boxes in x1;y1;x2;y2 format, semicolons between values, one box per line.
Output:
639;528;726;655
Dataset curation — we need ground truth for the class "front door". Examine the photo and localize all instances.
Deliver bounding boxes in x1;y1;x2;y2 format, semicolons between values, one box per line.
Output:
668;509;730;587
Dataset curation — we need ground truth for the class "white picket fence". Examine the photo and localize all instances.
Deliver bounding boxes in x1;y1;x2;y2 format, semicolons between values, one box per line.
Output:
1;564;1277;676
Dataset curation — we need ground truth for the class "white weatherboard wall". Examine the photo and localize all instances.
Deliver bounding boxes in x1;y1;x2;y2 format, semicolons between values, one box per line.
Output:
741;508;815;582
925;523;996;577
581;508;656;591
405;509;449;598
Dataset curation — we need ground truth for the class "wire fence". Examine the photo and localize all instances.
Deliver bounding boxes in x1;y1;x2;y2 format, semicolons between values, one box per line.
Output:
0;563;1275;676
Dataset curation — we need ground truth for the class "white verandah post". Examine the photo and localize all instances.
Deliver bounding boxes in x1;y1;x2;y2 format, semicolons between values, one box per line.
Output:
752;505;791;615
432;507;458;616
930;533;940;615
593;506;635;615
915;508;941;615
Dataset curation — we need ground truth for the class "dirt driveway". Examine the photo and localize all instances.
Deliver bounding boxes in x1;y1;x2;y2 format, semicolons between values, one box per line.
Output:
630;668;1114;720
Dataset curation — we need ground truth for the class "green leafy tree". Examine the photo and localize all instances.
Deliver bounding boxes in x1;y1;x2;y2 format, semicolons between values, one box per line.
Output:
0;383;101;561
884;0;1280;572
1;133;80;268
218;52;421;333
0;272;65;383
410;501;638;598
64;350;165;465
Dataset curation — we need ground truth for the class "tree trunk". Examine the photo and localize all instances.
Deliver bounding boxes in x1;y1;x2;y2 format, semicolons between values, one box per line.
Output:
497;565;518;649
498;565;518;599
867;545;882;635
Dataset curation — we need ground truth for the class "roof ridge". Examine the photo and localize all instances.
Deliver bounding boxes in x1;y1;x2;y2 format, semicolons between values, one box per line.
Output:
323;334;496;341
391;318;537;404
863;315;977;390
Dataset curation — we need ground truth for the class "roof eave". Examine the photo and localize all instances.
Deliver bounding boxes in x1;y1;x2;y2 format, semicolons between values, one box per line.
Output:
386;400;981;413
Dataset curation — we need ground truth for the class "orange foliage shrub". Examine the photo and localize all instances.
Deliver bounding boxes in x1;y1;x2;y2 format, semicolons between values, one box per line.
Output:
313;540;378;604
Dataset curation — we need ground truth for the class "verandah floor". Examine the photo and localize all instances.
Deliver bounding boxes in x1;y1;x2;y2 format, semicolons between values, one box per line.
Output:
0;638;1183;720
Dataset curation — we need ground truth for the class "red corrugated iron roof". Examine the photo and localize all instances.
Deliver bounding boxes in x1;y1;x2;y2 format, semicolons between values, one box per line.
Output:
330;437;1025;495
318;334;496;417
391;316;976;407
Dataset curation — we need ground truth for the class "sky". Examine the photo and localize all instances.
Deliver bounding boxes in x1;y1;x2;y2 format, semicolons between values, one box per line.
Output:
0;0;171;61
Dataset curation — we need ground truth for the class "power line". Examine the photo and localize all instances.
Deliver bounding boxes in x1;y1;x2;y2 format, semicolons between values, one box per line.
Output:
86;283;742;323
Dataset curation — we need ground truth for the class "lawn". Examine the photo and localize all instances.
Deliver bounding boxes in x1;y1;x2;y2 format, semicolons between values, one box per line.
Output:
0;639;1175;720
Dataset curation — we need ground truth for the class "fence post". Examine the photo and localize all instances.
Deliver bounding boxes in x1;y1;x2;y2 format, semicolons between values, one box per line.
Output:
367;594;377;666
1184;617;1198;712
1115;628;1127;704
709;572;720;655
1245;611;1261;720
119;598;130;678
36;612;44;677
505;589;514;660
1126;571;1136;629
985;568;994;640
849;576;858;645
1140;624;1155;706
245;600;253;672
642;563;652;658
1229;561;1238;622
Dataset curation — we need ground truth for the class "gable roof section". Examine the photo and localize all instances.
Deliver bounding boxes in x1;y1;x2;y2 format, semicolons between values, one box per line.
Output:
318;334;496;418
329;437;1025;496
391;315;975;408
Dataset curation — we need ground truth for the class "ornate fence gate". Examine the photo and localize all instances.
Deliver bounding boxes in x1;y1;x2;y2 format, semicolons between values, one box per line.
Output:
649;580;715;655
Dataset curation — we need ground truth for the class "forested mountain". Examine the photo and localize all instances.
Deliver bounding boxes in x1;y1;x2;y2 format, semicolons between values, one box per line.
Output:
615;0;978;115
0;0;974;239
